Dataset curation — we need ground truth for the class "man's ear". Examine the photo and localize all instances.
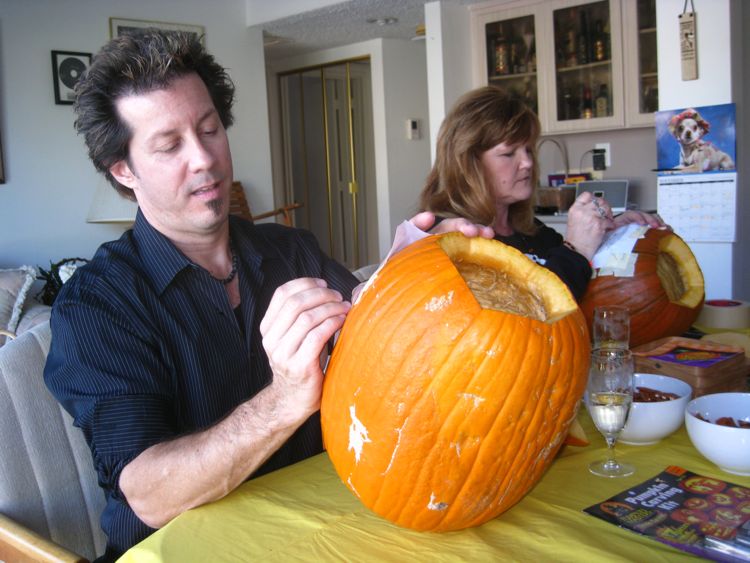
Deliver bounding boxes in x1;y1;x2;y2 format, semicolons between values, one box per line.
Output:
110;160;138;189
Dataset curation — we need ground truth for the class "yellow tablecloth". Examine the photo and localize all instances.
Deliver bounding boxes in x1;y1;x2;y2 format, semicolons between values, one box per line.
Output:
120;412;749;562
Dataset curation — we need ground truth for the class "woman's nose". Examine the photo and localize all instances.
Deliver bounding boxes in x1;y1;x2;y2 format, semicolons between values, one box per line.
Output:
518;148;533;168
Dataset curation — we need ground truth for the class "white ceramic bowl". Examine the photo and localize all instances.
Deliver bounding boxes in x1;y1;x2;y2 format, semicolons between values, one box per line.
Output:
618;373;692;445
685;393;750;476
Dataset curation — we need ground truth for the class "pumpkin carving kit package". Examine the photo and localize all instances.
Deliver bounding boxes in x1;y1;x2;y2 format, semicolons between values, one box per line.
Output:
321;232;591;531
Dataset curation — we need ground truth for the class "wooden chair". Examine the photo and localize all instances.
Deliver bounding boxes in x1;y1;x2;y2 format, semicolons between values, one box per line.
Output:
230;181;303;227
229;181;254;222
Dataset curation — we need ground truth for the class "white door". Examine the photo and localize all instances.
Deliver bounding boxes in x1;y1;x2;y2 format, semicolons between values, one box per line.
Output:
279;60;377;270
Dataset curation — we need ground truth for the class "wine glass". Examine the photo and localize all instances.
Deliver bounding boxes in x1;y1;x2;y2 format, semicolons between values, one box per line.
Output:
592;305;630;350
586;348;635;478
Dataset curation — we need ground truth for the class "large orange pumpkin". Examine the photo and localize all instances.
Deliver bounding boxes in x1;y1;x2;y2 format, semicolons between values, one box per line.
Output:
321;233;590;532
580;228;705;348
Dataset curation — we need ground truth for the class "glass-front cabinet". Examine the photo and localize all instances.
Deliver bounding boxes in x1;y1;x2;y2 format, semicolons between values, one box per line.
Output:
623;0;658;126
552;1;617;125
471;0;656;134
484;14;538;115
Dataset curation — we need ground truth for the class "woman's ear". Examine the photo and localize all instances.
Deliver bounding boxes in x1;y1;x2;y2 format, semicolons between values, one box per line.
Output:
109;160;137;189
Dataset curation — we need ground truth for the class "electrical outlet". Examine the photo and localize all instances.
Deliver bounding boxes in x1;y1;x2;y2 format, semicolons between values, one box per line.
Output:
595;142;611;167
592;149;606;171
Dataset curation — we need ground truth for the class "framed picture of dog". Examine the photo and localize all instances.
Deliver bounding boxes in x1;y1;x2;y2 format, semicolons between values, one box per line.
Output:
655;103;736;174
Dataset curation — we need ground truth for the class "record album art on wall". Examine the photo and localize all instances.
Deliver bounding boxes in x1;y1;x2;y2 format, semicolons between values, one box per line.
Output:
109;17;205;44
0;132;5;184
51;50;91;105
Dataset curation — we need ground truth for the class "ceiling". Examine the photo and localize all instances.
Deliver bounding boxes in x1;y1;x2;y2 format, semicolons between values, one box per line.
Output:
259;0;480;61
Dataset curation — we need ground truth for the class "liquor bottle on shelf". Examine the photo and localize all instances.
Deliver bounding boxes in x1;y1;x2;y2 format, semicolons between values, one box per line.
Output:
522;78;534;108
581;85;593;119
522;22;535;72
494;26;510;75
602;19;611;61
561;86;573;120
565;9;577;67
593;20;606;62
510;40;522;74
595;84;609;117
577;10;589;65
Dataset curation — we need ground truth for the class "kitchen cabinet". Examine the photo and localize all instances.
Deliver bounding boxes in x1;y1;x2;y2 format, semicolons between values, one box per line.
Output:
480;10;540;116
470;0;657;134
623;0;658;126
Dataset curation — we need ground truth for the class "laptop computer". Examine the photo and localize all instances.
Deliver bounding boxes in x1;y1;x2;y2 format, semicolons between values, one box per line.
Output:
575;180;629;213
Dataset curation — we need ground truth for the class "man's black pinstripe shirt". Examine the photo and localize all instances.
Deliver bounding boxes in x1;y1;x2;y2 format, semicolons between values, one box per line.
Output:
44;211;358;558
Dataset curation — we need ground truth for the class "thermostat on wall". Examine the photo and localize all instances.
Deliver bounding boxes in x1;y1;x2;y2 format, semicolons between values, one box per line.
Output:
406;118;421;140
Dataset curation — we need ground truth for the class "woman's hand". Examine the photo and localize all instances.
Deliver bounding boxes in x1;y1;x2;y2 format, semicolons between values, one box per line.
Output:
409;211;495;239
564;191;613;260
613;209;670;230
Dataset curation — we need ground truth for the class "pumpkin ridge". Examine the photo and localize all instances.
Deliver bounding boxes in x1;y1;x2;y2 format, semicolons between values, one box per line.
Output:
378;307;511;525
463;311;587;526
436;318;538;528
355;244;439;316
371;298;485;522
450;318;553;526
393;311;536;530
349;251;481;517
495;324;572;509
400;310;518;529
471;321;573;523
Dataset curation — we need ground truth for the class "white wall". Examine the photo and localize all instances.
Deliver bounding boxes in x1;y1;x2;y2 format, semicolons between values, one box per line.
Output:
0;0;273;271
656;0;746;300
424;1;472;161
380;40;432;237
268;38;431;259
537;128;659;210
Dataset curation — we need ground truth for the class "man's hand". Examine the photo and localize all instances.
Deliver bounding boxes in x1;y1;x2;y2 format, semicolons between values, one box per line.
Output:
409;211;494;239
260;278;351;419
120;278;351;530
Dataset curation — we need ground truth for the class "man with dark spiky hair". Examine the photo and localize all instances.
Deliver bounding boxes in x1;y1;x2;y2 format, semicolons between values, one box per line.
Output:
44;30;490;559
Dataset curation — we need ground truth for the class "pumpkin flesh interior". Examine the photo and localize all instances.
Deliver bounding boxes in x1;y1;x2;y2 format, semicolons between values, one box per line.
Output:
437;234;578;324
657;233;704;308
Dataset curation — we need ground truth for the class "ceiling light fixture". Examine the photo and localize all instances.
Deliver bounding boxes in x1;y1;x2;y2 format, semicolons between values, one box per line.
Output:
262;31;293;47
366;17;398;26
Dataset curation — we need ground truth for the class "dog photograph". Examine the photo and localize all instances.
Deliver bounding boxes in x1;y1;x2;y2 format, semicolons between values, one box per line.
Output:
656;103;736;173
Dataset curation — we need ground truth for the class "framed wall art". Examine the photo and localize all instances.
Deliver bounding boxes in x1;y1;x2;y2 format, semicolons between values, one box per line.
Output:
109;17;205;44
0;131;5;184
51;50;91;105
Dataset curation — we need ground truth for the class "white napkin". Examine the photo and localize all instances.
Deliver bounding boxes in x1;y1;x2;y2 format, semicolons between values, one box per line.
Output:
591;223;648;273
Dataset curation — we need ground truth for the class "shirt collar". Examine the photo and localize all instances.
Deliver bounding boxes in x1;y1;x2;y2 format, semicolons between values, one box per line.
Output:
131;210;274;295
132;210;194;295
228;215;277;264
